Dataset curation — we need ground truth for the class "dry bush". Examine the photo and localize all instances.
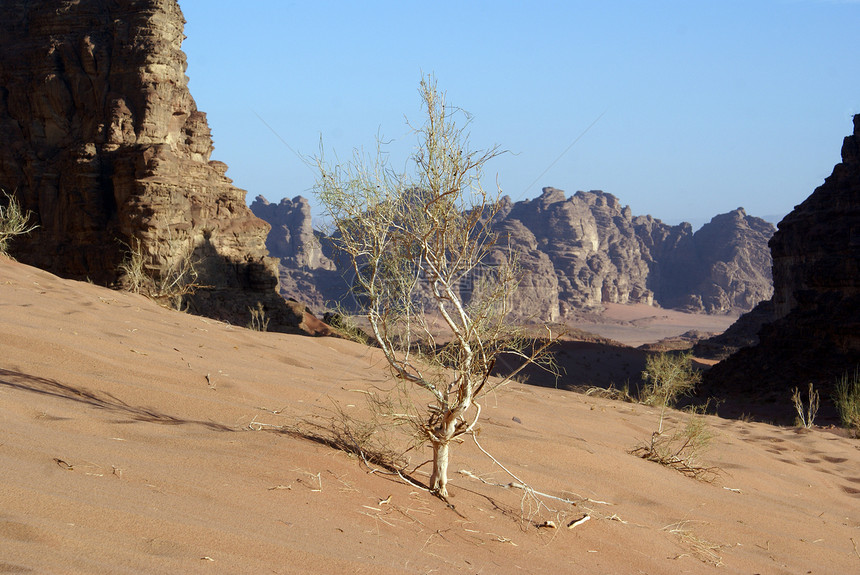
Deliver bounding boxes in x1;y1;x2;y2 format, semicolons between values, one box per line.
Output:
322;307;375;346
791;382;819;429
579;383;635;402
631;412;719;482
834;368;860;435
0;190;37;255
663;520;727;566
247;302;270;332
118;237;202;309
632;353;717;480
296;387;427;487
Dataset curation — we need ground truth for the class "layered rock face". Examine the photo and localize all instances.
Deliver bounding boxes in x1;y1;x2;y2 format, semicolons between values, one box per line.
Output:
0;0;301;331
501;189;655;315
494;188;774;318
658;208;775;313
249;196;333;271
257;187;774;321
249;195;342;311
704;115;860;418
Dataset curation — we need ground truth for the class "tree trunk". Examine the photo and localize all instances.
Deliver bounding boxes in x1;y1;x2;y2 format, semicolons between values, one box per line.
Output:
429;440;450;497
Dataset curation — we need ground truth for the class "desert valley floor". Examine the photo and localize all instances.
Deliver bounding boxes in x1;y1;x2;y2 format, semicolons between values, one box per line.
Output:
1;254;859;574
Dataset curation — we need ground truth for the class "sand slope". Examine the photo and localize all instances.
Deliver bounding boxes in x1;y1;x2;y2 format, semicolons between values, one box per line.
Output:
1;255;859;574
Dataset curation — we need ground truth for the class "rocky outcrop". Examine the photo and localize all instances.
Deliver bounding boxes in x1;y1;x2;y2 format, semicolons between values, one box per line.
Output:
250;195;333;271
502;189;656;314
256;187;774;321
485;212;560;322
0;0;307;332
249;195;343;311
658;208;775;313
703;116;860;421
692;299;774;361
495;188;774;318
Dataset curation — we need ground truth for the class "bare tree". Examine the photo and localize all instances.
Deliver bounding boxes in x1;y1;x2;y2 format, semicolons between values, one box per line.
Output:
315;76;555;497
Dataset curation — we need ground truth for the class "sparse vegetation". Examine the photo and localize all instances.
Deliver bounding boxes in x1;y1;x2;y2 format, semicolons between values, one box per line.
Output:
631;411;719;481
118;236;201;309
302;388;424;483
0;190;38;255
663;520;727;566
632;352;717;480
247;302;270;332
639;352;701;432
322;307;374;345
791;383;819;429
314;76;557;497
834;368;860;435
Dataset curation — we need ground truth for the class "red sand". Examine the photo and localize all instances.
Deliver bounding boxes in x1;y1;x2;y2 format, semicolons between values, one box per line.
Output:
2;255;858;574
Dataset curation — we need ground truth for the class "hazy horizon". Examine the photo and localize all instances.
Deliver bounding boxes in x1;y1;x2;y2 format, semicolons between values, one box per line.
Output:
179;0;859;226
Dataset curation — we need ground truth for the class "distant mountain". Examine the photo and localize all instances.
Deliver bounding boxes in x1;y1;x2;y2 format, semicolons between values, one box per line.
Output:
255;189;775;321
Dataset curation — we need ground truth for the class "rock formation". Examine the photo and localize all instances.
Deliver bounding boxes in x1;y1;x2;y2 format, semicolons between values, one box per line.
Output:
501;189;655;315
250;195;333;271
484;208;561;323
0;0;307;332
493;188;774;318
256;187;775;322
703;115;860;420
657;208;775;313
248;195;343;311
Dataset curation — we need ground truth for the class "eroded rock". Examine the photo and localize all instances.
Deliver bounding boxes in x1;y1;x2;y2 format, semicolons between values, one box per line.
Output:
0;0;312;332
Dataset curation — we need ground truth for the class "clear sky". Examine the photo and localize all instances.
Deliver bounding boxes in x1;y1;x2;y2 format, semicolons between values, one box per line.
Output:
179;0;859;228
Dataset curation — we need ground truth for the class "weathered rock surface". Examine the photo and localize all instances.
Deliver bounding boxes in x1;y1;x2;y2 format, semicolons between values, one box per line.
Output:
257;187;774;322
494;188;774;318
658;208;775;313
0;0;309;332
250;195;333;271
703;115;860;420
692;299;774;361
249;195;344;311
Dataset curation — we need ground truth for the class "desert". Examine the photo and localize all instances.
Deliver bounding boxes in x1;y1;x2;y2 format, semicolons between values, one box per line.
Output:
2;255;859;574
1;1;859;573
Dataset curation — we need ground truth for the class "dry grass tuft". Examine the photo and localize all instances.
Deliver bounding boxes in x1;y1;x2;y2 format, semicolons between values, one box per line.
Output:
0;190;37;255
663;520;727;566
631;413;720;482
834;368;860;435
791;382;819;429
247;302;270;332
118;237;203;310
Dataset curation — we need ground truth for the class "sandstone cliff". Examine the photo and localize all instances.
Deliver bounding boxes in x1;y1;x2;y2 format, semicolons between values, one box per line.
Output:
249;195;333;271
703;115;860;420
256;188;774;322
495;188;774;318
0;0;304;331
658;208;775;313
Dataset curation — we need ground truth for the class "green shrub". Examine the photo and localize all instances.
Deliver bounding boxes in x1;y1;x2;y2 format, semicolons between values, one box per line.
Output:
0;190;37;255
833;368;860;434
639;352;701;433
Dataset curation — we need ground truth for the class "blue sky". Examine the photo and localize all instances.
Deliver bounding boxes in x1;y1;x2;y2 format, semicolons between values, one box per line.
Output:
179;0;859;228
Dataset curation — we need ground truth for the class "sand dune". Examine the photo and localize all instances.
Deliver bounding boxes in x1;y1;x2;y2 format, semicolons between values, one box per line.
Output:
1;255;858;574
